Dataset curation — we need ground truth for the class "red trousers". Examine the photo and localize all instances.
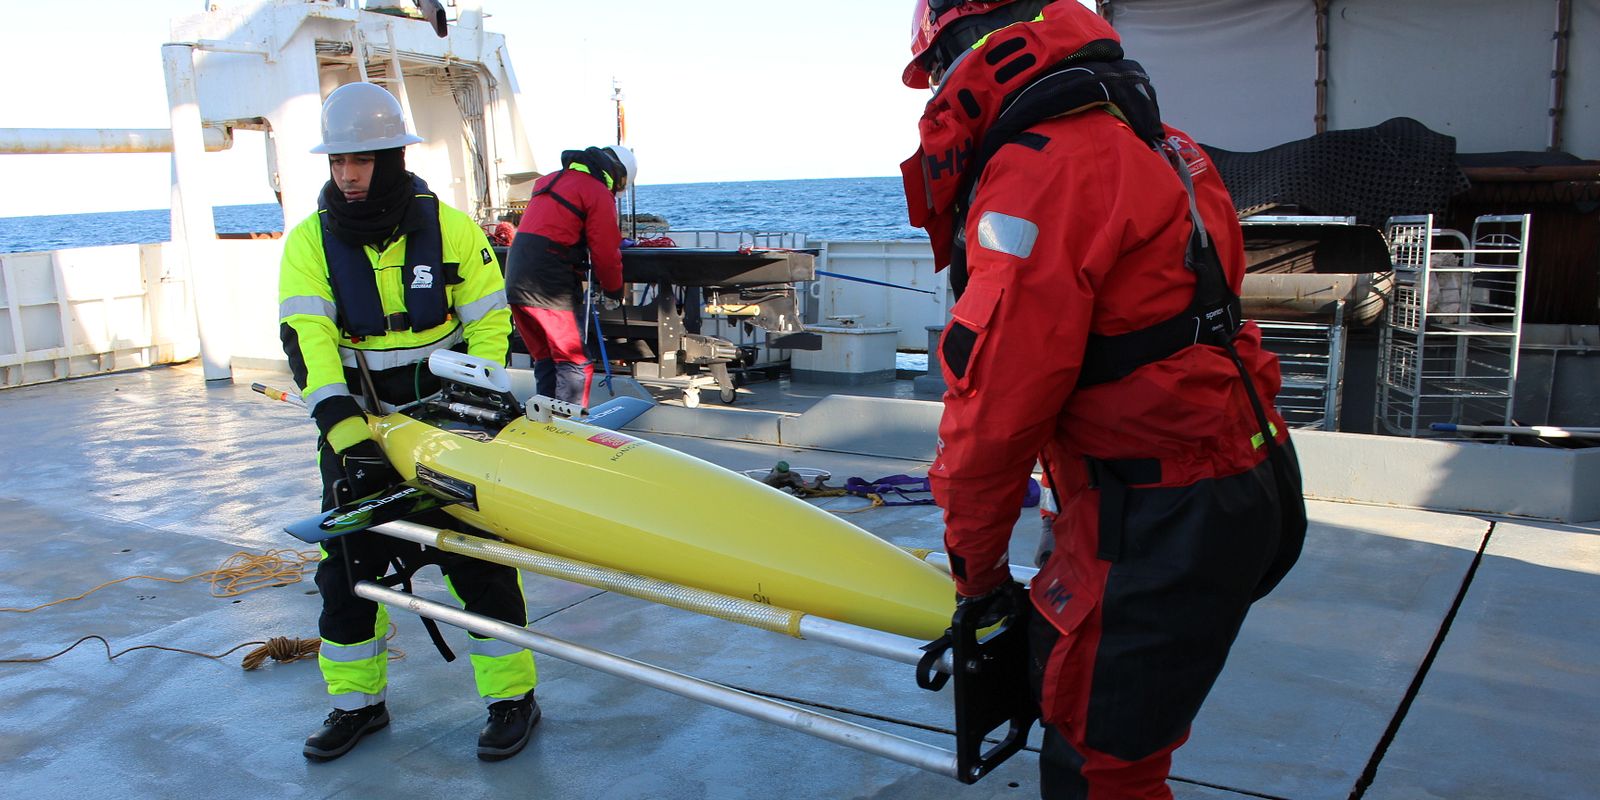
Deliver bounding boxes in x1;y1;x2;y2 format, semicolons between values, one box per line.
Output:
510;304;594;406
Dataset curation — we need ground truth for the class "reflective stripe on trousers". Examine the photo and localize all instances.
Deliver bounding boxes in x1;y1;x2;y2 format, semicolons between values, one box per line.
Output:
447;573;539;703
319;594;389;710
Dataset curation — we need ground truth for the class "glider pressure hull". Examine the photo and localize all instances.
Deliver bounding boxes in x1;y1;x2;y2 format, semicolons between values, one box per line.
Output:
373;413;955;640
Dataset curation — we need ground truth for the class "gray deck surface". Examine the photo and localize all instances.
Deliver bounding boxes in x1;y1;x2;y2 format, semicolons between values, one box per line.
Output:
0;363;1595;799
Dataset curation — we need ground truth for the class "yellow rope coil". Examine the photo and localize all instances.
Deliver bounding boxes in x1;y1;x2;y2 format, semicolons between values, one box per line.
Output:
0;548;321;613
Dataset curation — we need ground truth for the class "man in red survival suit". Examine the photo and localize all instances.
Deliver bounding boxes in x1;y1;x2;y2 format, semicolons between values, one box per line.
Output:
505;144;636;406
901;2;1308;797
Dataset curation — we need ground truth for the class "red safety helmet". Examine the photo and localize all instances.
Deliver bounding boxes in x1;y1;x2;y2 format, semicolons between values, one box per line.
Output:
904;0;1054;89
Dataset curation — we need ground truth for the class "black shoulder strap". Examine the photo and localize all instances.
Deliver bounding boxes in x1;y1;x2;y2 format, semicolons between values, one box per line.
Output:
1071;108;1301;551
318;208;388;338
532;170;588;222
374;544;457;663
1076;150;1242;388
401;177;450;332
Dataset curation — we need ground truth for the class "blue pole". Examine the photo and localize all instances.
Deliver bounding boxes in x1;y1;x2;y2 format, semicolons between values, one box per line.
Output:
814;270;937;296
584;268;614;393
591;296;614;393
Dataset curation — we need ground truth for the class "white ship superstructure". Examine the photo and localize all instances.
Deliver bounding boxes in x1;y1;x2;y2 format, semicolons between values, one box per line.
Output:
0;3;1596;799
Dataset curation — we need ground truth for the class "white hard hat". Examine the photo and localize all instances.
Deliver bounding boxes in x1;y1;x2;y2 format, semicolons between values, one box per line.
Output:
310;82;424;154
604;144;638;186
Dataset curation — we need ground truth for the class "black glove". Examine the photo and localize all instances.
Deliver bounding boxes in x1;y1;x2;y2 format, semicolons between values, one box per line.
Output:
338;439;400;501
955;580;1027;631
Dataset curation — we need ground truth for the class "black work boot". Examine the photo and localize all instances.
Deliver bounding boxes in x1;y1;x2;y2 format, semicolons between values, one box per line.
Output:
303;702;390;761
477;693;540;761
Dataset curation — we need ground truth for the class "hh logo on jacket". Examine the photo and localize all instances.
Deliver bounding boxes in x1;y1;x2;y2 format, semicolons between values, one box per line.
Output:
410;264;435;289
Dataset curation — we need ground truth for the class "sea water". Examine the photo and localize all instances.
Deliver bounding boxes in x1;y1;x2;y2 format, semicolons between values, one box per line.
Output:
0;176;924;255
0;175;935;370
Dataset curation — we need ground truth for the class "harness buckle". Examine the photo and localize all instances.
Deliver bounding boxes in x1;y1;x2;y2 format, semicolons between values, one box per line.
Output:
385;312;411;332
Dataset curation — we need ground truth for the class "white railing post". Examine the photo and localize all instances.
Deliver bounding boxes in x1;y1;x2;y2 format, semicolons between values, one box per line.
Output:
162;43;232;383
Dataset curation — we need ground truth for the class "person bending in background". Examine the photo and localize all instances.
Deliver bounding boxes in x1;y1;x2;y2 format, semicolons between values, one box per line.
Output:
277;81;540;763
900;2;1308;798
504;144;636;406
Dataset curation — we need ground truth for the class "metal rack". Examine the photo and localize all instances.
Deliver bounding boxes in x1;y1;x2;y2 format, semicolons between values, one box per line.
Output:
1257;310;1346;430
1376;214;1530;437
1237;214;1387;432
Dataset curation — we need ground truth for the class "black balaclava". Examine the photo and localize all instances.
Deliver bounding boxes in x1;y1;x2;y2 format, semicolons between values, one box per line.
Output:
321;148;414;247
561;147;624;191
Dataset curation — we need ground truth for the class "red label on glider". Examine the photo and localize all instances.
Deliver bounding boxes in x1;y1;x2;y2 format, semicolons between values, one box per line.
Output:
588;432;634;449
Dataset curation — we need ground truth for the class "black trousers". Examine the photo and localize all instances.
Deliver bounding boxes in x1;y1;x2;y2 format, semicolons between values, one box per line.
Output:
315;441;527;647
313;529;528;647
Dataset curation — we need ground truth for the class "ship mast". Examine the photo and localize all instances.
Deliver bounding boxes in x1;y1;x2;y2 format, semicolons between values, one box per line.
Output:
613;77;637;240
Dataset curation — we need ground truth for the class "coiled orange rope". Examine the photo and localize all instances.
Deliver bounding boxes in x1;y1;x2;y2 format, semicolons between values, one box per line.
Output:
240;636;325;670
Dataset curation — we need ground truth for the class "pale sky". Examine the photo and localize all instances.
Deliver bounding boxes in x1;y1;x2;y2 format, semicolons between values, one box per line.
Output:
0;0;950;217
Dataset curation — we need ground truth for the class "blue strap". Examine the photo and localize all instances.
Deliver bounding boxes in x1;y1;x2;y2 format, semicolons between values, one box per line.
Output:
843;475;934;506
842;475;1039;508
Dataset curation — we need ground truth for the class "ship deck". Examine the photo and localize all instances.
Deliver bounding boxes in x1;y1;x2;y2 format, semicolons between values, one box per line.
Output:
1;362;1596;799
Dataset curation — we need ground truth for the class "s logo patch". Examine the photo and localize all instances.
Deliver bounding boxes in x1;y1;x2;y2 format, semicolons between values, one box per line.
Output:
410;264;434;289
481;247;492;265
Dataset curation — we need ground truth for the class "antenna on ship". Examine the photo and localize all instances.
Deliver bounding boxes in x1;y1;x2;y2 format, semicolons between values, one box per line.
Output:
613;76;637;240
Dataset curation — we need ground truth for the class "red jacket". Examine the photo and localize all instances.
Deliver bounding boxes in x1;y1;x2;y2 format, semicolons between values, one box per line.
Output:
907;11;1290;601
516;169;624;294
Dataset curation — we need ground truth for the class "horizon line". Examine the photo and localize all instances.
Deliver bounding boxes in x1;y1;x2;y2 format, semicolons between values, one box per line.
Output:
0;174;906;220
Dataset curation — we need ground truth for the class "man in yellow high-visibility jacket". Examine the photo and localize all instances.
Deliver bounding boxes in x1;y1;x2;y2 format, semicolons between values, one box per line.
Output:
278;81;539;763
